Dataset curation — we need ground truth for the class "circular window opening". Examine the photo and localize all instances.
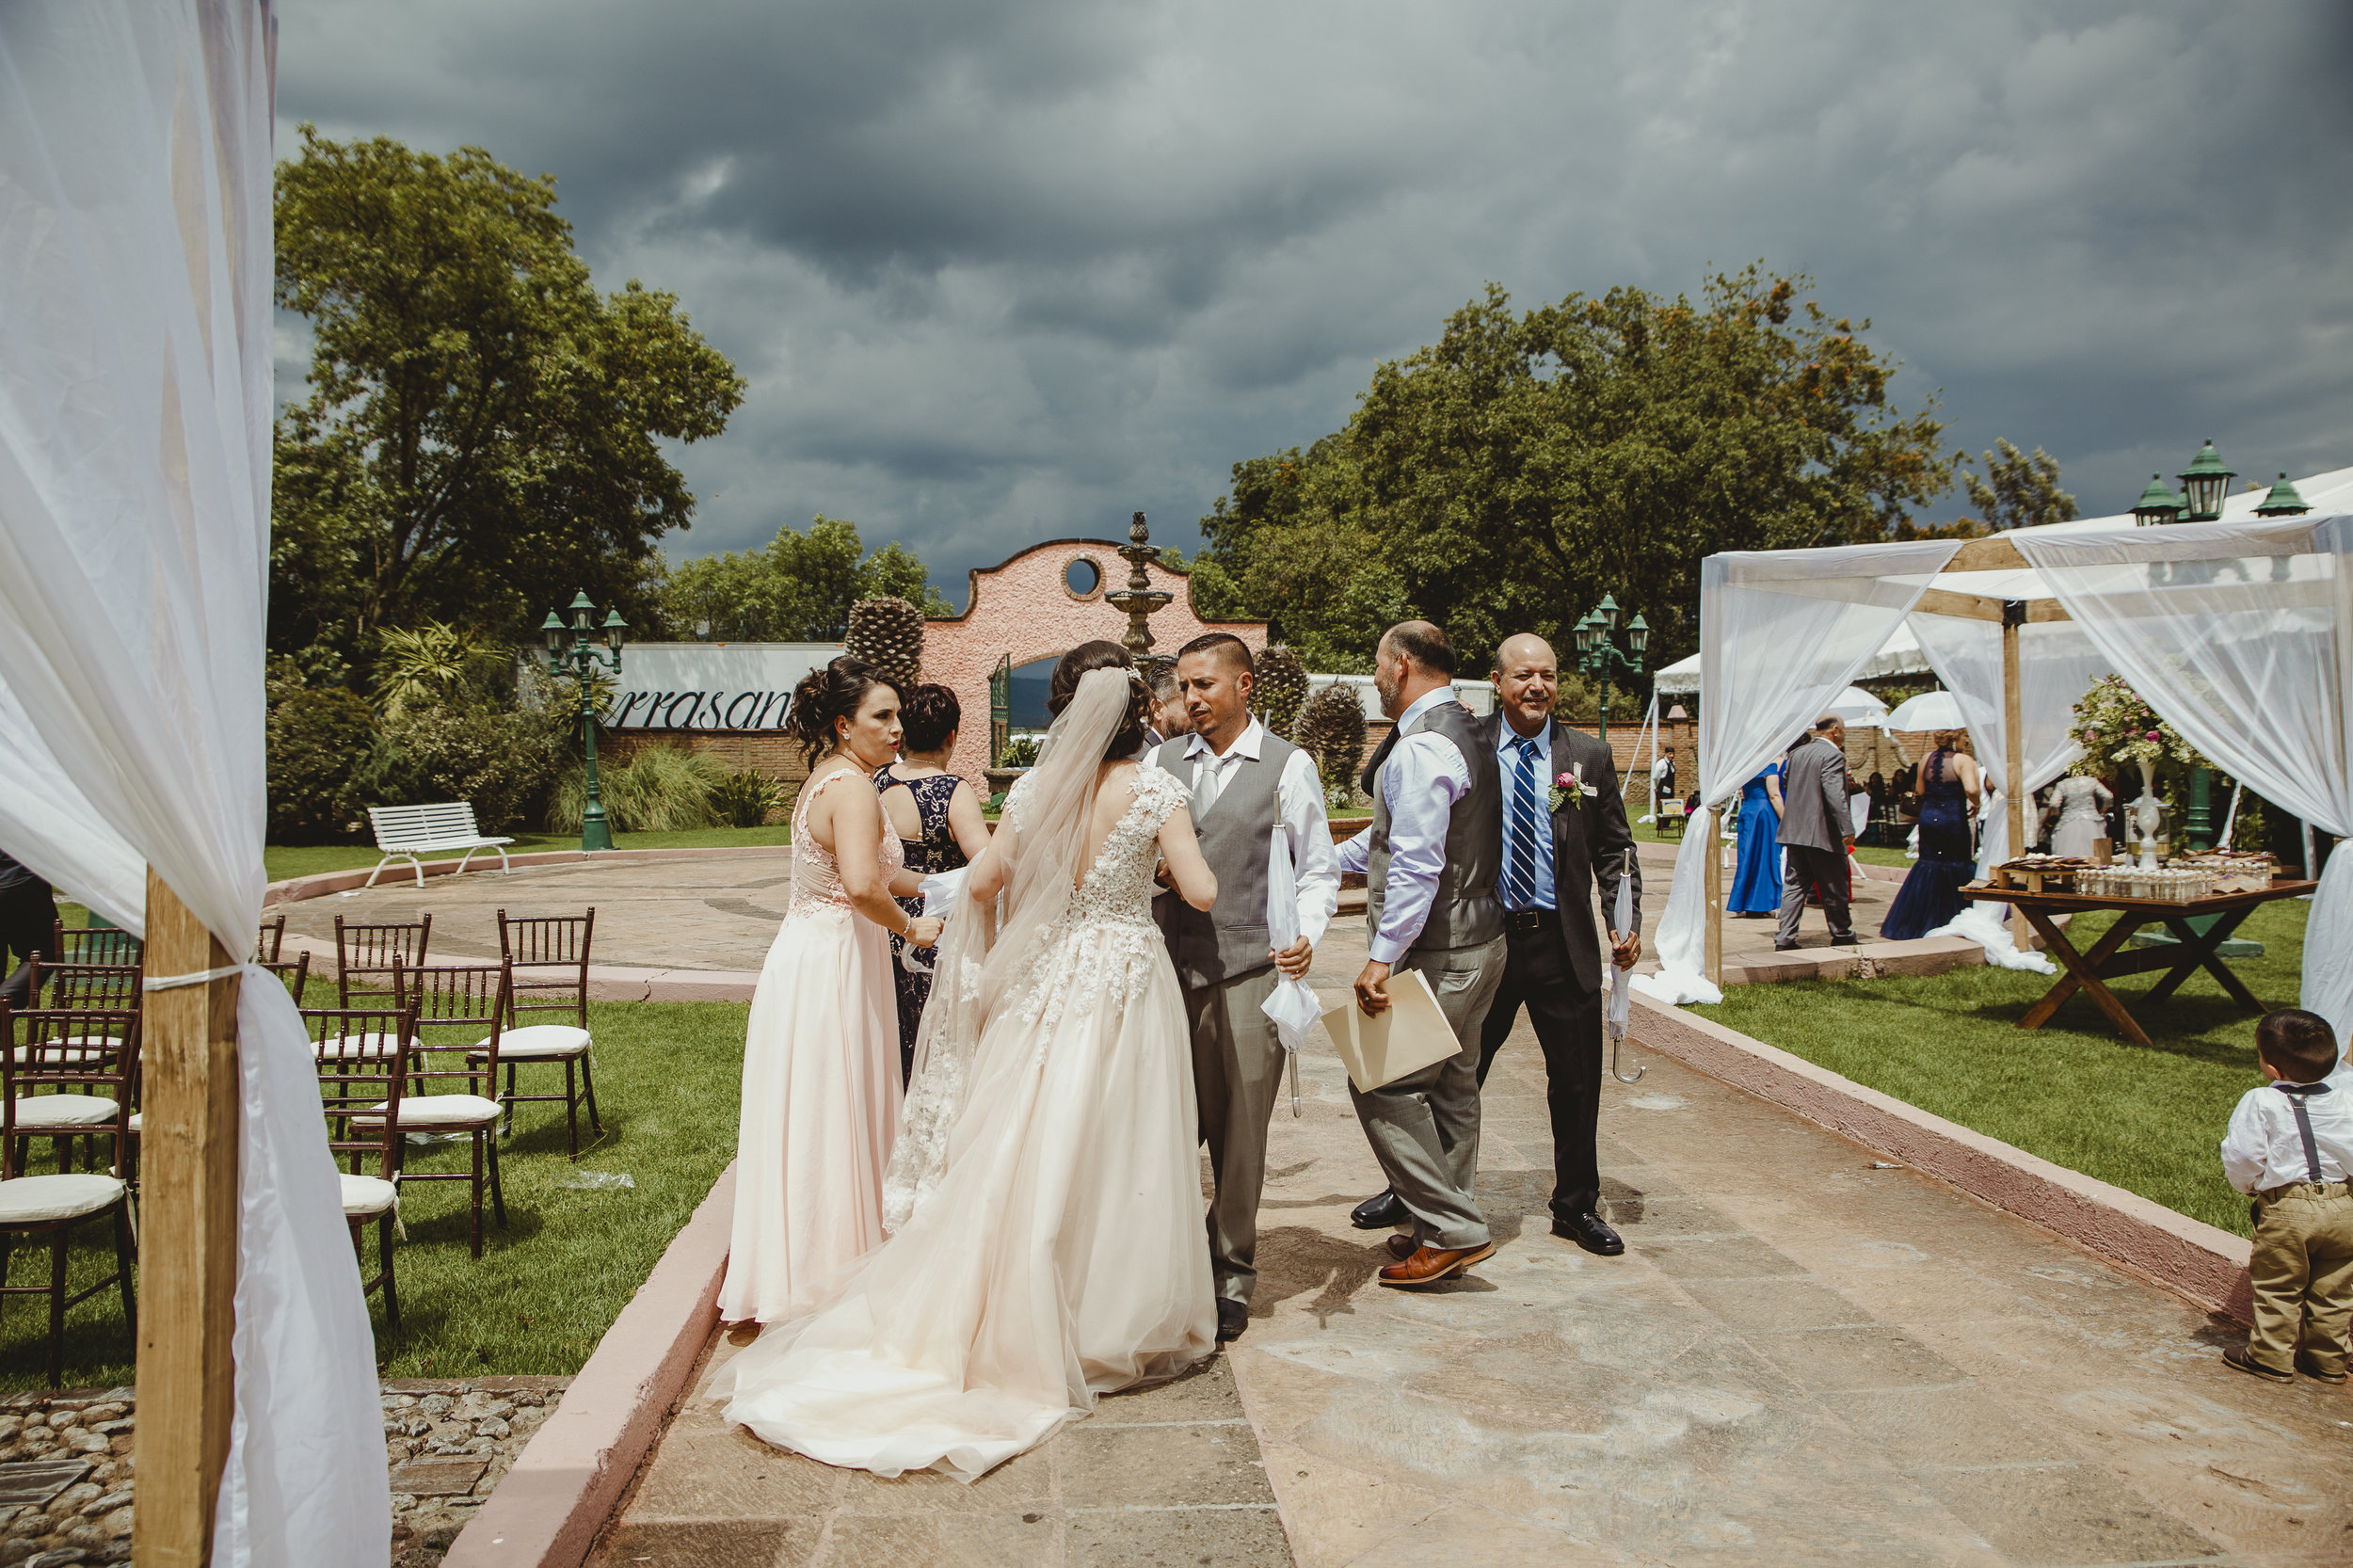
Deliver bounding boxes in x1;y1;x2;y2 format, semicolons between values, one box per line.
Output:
1064;556;1102;600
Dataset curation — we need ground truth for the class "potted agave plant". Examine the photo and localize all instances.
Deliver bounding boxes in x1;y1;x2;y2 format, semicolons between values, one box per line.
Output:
2068;675;2201;870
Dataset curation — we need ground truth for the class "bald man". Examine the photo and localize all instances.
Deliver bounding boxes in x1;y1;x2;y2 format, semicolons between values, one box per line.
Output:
1476;634;1641;1256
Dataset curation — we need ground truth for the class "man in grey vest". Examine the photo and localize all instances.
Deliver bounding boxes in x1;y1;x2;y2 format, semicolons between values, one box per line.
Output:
1153;633;1338;1342
1337;621;1508;1288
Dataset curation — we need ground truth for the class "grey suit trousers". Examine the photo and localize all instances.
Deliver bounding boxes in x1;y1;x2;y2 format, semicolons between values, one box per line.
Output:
1184;966;1286;1304
1347;935;1507;1250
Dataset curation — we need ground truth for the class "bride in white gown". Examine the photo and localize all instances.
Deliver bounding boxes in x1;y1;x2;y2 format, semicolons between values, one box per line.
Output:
716;653;1222;1481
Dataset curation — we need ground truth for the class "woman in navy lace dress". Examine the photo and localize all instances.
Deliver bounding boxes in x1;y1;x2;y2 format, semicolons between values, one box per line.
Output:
875;684;991;1082
1881;731;1981;940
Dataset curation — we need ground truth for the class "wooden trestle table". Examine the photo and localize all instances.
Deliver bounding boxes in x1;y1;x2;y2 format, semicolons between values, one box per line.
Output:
1961;878;2316;1046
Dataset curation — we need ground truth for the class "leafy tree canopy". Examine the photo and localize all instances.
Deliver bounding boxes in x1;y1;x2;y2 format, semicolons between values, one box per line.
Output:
658;516;954;641
271;126;745;663
1196;267;1965;672
1964;439;2079;531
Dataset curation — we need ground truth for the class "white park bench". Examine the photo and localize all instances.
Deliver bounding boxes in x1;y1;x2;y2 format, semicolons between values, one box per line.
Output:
363;803;515;888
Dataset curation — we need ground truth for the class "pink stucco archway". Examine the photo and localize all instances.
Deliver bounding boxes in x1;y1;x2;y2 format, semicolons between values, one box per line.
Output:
924;538;1268;786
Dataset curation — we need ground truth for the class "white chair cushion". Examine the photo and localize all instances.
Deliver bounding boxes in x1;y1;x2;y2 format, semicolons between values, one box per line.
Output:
126;1112;141;1133
475;1025;591;1060
357;1094;500;1131
0;1174;125;1223
341;1174;399;1218
11;1040;120;1066
12;1095;119;1128
314;1032;406;1063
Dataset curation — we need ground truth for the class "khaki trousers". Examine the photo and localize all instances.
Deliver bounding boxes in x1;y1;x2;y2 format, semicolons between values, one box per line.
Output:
1183;967;1285;1304
1347;936;1507;1251
2246;1184;2353;1376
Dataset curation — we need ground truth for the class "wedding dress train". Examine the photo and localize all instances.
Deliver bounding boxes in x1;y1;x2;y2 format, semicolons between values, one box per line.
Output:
716;699;1215;1481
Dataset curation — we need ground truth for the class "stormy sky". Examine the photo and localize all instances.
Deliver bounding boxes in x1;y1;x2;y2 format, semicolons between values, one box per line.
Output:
277;1;2353;605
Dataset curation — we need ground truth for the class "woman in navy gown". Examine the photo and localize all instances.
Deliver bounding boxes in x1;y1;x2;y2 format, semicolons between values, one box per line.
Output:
1726;755;1787;917
1881;731;1980;939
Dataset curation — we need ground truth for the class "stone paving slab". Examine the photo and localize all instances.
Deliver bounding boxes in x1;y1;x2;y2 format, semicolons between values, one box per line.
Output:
590;1336;1288;1567
1230;920;2349;1567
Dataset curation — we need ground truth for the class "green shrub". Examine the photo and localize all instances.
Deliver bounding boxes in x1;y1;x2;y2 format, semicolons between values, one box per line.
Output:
711;768;783;828
380;701;568;831
266;684;380;842
549;744;728;833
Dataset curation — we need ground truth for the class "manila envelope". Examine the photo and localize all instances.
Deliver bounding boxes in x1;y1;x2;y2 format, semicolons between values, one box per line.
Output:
1320;968;1462;1093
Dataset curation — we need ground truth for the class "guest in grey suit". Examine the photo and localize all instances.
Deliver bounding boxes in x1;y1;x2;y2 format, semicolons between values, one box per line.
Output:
1150;633;1337;1344
1777;715;1863;950
1336;621;1508;1288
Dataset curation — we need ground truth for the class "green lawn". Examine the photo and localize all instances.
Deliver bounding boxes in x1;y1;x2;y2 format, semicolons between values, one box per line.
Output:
1690;898;2309;1236
265;825;792;884
0;999;744;1390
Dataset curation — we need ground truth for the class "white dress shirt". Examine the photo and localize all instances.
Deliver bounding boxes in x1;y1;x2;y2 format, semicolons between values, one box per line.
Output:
1146;717;1339;947
1336;687;1472;965
2221;1079;2353;1193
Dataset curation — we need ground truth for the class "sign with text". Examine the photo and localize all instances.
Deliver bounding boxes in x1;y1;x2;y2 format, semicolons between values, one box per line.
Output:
532;642;844;730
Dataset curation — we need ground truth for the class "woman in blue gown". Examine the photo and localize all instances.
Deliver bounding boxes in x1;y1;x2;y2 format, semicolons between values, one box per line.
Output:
1726;757;1786;917
1881;732;1980;939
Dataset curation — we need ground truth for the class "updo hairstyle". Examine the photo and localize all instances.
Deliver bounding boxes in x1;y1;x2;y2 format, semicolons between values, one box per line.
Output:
1047;640;1151;761
1930;729;1965;754
901;683;961;754
786;656;904;767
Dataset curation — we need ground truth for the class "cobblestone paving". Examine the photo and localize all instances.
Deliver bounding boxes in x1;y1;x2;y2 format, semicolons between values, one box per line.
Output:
385;1377;568;1566
0;1390;136;1565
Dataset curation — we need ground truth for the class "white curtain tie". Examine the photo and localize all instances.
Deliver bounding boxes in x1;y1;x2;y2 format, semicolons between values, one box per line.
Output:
144;964;247;992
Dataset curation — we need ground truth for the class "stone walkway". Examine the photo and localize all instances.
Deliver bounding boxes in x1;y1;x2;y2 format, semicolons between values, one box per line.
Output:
580;913;2345;1567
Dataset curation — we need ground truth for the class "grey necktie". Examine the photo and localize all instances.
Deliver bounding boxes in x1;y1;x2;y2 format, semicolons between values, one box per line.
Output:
1193;755;1220;818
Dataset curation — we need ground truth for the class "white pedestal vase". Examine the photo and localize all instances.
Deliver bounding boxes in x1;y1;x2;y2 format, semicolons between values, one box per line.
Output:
2130;756;2163;871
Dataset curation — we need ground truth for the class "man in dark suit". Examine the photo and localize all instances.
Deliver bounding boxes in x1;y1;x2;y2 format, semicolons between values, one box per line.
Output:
1776;715;1862;951
1472;633;1642;1256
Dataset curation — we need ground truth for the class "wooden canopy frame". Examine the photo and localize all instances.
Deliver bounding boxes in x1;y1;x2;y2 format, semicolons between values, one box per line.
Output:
1703;535;2062;979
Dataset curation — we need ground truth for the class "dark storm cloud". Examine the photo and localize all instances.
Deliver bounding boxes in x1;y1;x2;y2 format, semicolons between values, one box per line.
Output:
276;2;2353;600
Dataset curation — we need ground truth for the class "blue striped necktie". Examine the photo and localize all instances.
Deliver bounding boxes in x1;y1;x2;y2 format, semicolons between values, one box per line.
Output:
1506;737;1543;908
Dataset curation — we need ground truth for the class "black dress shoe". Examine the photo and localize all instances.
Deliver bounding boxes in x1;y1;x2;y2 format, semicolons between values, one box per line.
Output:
1351;1190;1408;1229
1831;933;1859;947
1215;1298;1249;1342
1552;1212;1625;1256
1773;940;1798;952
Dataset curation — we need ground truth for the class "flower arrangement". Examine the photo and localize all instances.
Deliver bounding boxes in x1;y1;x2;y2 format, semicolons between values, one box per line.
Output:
2069;674;2201;768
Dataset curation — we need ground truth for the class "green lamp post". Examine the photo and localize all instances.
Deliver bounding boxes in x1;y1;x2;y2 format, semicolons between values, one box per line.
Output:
545;591;629;852
2131;473;2185;527
2177;439;2235;522
1570;593;1649;744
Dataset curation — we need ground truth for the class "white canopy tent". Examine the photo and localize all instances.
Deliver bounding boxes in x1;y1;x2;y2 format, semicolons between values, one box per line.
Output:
1633;516;2353;1057
0;5;388;1564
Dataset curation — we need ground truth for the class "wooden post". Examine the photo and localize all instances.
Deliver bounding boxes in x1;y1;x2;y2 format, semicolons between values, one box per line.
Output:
2002;613;2031;952
1704;807;1725;982
135;871;242;1568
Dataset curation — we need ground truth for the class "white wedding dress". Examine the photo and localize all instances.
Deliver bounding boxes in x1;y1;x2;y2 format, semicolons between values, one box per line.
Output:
715;723;1216;1481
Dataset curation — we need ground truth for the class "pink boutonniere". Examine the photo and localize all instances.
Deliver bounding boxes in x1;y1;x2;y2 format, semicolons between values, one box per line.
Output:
1547;763;1598;813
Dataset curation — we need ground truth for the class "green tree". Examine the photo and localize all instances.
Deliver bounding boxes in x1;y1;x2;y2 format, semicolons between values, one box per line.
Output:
271;126;745;660
1196;268;1961;671
658;517;952;640
1964;439;2079;531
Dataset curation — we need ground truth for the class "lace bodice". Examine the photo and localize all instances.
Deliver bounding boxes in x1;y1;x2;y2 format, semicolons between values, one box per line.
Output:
1006;765;1187;930
789;767;904;918
2050;774;2113;828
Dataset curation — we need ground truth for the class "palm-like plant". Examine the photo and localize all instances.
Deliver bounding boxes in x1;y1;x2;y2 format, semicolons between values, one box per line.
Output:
372;622;480;720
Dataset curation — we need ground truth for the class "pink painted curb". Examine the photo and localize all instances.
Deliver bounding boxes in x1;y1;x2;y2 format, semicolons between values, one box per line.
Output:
1630;995;2255;1321
262;844;791;906
442;1162;736;1568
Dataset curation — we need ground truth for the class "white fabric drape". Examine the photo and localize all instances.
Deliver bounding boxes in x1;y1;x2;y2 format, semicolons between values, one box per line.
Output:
0;5;390;1563
1636;538;1963;1005
2013;516;2353;1046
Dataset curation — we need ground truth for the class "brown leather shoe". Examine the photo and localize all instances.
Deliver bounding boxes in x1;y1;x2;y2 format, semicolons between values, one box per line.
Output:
2294;1351;2348;1384
1384;1234;1417;1262
1378;1240;1496;1288
2223;1345;2293;1383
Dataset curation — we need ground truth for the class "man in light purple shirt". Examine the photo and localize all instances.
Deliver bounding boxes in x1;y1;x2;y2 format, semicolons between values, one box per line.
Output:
1334;622;1507;1288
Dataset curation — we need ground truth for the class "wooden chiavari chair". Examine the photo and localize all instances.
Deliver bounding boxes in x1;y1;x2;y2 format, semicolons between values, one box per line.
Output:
366;962;509;1258
306;1001;413;1327
0;1003;135;1384
44;922;142;969
482;908;600;1156
333;914;430;1010
255;912;287;964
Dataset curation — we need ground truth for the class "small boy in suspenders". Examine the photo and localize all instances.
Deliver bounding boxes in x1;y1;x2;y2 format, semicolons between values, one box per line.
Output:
2220;1008;2353;1383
